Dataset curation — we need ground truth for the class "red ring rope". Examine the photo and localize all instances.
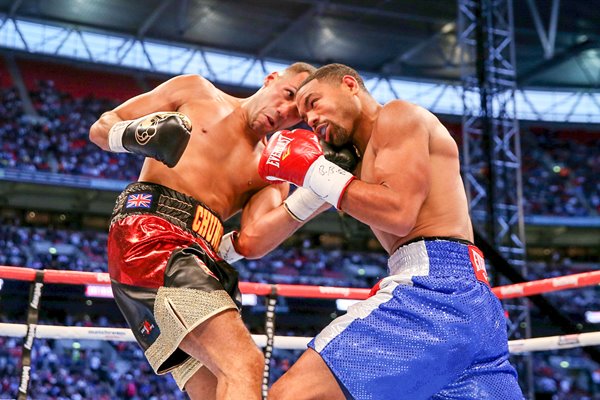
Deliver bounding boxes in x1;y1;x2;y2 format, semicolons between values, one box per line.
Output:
1;265;599;299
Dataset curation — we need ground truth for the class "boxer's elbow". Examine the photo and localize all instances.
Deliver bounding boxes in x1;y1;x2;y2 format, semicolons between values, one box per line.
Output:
89;122;103;148
89;112;114;151
235;232;274;260
387;193;424;236
391;220;416;238
235;242;267;260
375;216;411;238
385;205;418;237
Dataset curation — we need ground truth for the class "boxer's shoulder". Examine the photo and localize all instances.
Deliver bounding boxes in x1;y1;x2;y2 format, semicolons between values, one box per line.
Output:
371;101;431;147
162;74;223;101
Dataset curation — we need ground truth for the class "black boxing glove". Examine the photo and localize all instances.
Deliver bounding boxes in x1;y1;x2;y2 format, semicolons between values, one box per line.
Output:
108;112;192;168
320;139;360;172
284;140;359;215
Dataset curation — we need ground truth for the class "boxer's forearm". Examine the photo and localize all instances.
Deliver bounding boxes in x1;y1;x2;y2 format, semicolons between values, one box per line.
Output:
235;206;303;259
235;202;329;259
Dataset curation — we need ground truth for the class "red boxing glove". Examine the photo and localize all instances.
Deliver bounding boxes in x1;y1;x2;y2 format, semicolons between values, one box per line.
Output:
258;129;355;208
259;129;321;185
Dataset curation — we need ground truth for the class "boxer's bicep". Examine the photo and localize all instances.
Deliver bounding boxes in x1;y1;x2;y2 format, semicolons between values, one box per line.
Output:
374;102;430;200
374;124;430;209
111;75;200;120
240;183;290;228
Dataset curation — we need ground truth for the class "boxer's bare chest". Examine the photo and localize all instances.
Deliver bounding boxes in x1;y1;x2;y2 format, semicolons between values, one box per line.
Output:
172;102;267;217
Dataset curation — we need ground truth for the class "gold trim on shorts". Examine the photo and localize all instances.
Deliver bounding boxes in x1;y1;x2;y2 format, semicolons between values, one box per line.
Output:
145;287;237;377
171;357;203;391
111;181;225;250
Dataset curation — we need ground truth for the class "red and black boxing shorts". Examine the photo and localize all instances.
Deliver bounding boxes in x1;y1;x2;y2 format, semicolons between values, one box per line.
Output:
107;181;241;382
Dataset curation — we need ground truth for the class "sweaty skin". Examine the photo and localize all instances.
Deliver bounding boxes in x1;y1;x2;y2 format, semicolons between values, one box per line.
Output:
266;68;480;400
91;73;307;221
296;76;473;255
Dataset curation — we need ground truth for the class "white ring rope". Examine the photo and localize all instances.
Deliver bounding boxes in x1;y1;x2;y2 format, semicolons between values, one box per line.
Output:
1;322;599;354
0;323;311;350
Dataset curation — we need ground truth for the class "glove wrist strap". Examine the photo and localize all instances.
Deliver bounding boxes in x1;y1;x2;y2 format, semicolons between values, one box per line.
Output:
304;156;354;209
218;231;244;264
283;187;326;222
108;120;131;153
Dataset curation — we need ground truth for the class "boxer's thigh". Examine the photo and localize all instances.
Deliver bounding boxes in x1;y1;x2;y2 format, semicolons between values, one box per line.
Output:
269;348;346;400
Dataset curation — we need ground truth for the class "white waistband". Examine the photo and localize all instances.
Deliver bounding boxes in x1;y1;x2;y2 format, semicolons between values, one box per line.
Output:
387;240;430;277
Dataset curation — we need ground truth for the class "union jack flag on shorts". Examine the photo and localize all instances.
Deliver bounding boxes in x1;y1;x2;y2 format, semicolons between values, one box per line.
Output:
126;193;153;208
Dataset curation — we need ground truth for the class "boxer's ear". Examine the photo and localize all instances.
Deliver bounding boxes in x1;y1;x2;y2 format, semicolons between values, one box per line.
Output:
342;75;360;94
263;71;279;86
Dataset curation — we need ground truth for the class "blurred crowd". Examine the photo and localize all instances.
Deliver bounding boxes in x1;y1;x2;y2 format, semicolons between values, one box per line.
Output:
0;81;143;180
0;81;599;217
0;327;184;399
531;349;600;400
0;312;305;400
521;127;600;217
0;213;386;288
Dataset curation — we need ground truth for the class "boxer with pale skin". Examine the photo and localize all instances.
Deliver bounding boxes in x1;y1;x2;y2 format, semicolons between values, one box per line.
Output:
90;63;323;400
260;63;524;399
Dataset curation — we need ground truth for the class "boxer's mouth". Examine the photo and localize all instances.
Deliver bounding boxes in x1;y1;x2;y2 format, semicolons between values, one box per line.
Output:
316;123;328;138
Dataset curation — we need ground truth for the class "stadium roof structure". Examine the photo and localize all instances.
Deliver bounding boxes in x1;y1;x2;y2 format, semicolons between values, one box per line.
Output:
1;0;598;89
1;0;599;123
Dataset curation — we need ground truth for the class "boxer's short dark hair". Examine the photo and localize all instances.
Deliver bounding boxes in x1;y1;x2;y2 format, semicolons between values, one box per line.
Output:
300;63;366;91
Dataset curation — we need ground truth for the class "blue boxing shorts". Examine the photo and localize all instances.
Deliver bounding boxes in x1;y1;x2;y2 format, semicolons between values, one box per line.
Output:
308;237;524;400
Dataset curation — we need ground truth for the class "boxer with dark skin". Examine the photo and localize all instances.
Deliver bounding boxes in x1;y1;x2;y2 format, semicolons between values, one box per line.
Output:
90;63;318;400
260;63;524;399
